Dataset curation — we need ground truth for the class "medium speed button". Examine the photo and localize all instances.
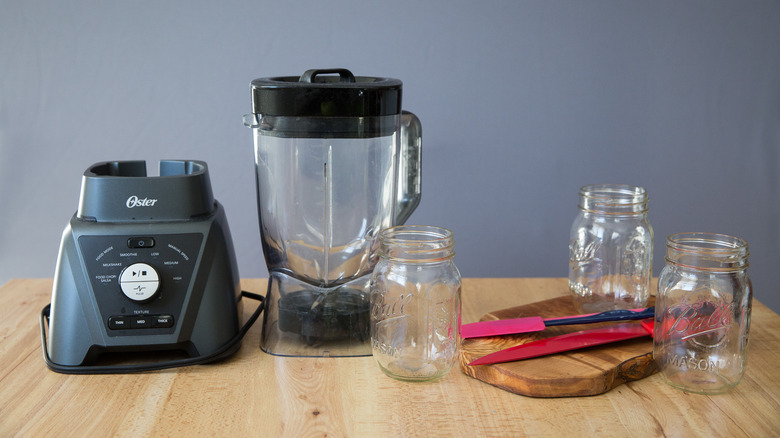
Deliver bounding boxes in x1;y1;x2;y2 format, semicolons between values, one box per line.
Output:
119;263;160;302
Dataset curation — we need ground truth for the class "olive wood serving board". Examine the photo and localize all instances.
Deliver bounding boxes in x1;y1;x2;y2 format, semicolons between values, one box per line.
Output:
459;295;657;398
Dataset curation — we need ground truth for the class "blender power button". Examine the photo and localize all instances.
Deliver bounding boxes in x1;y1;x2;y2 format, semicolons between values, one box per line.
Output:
128;237;155;248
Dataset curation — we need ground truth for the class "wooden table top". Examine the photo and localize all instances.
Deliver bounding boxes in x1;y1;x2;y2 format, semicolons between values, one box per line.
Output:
1;278;778;436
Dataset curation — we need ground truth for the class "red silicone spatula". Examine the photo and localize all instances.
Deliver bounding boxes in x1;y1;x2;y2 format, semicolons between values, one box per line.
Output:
468;319;655;366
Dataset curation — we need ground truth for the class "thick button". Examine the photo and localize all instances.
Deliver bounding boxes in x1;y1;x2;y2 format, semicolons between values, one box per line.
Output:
108;316;130;330
153;314;175;328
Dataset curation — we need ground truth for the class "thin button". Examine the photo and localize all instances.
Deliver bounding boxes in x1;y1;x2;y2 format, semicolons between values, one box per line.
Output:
108;316;129;330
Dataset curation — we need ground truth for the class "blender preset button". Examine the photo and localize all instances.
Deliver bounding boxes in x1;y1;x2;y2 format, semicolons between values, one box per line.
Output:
153;315;174;328
108;316;129;330
119;263;160;302
127;237;155;248
131;315;153;328
108;314;174;329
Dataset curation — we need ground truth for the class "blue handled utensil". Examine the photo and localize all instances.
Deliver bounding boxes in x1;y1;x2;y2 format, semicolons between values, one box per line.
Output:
460;307;655;339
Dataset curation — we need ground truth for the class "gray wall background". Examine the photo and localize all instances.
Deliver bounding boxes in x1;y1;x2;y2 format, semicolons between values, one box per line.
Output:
2;1;778;313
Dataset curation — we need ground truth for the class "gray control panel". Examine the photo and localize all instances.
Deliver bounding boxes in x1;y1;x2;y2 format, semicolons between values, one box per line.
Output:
78;233;203;336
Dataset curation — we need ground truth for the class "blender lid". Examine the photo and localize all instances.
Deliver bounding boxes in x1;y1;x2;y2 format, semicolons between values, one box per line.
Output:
250;68;403;117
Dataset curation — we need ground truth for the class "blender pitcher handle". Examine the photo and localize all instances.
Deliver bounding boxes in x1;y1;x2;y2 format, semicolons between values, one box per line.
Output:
395;110;422;224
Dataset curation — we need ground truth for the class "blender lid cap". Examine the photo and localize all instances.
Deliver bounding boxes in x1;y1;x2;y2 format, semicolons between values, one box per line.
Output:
250;68;403;117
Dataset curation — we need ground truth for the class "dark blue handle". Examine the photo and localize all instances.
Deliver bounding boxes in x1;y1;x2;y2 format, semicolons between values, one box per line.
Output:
544;307;655;327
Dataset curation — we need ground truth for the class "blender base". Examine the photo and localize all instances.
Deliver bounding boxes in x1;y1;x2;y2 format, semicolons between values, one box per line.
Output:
260;272;371;357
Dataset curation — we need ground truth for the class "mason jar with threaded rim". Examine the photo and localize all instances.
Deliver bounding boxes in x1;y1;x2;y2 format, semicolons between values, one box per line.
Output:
654;232;752;394
568;184;654;313
369;225;461;382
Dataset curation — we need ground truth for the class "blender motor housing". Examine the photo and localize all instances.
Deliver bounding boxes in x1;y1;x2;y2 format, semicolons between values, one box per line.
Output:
47;160;242;366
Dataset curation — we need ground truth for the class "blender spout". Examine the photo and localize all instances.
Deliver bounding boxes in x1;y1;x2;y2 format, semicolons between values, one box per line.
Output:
243;113;261;128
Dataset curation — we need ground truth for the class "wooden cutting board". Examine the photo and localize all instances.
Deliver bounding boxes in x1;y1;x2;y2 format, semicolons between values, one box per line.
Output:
459;295;656;397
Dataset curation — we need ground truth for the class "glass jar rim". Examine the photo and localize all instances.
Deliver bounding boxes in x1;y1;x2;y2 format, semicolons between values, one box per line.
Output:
578;184;648;214
380;225;453;244
579;184;647;203
665;232;749;271
379;225;455;261
666;232;748;253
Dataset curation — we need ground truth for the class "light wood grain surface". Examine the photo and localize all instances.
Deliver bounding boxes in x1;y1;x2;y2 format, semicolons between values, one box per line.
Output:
1;278;779;437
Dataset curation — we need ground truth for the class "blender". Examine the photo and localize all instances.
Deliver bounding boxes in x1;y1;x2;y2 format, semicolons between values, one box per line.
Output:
244;68;422;356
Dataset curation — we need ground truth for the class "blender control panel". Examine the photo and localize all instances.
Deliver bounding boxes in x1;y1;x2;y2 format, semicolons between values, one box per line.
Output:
78;233;203;336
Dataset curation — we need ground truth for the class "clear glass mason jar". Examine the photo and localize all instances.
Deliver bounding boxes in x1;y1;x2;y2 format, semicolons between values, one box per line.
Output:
569;184;654;313
369;225;461;381
654;232;752;394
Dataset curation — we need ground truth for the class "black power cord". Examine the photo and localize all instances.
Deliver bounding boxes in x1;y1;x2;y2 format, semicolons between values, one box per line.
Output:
40;291;264;374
